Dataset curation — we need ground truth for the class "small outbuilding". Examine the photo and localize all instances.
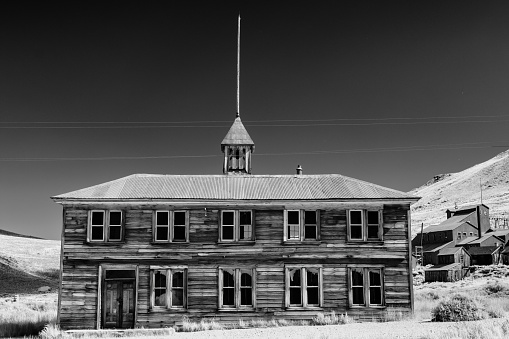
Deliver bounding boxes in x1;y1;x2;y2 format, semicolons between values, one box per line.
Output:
424;263;463;282
468;246;501;265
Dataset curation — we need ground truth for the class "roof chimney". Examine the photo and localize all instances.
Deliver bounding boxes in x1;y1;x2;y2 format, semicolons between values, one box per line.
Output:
296;165;303;175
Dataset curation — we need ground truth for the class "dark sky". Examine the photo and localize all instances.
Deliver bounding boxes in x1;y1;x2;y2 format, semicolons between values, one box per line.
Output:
1;1;509;239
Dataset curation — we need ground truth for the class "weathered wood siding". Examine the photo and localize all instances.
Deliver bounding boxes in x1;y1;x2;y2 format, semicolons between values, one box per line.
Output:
59;202;412;329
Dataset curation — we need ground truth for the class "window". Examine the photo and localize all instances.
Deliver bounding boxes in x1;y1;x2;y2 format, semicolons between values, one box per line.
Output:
220;210;254;242
463;232;467;238
349;267;384;307
218;268;255;309
150;266;187;309
285;266;322;308
457;232;461;240
88;210;123;242
347;210;382;241
283;210;320;241
469;232;473;236
154;211;189;242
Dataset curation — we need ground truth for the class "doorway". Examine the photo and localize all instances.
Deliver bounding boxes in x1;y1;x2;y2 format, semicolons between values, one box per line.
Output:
102;269;136;329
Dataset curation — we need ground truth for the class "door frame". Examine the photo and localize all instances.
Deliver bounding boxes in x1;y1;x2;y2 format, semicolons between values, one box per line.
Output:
97;264;139;329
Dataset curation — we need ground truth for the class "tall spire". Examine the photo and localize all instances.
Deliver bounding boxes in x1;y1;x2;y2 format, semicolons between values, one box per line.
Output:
236;13;241;117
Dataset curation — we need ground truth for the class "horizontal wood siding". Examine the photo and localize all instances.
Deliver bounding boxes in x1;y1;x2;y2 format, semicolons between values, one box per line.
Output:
59;202;413;329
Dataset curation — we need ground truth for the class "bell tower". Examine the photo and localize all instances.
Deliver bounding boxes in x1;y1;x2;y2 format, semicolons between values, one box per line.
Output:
221;114;254;174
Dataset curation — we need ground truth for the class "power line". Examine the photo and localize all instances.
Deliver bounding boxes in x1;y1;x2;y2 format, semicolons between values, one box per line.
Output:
0;142;501;162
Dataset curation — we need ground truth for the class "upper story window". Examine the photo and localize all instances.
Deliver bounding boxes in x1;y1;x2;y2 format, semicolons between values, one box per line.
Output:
285;266;323;308
283;210;320;242
88;210;123;242
347;210;382;242
218;268;255;310
154;211;189;243
220;210;253;242
349;267;384;308
150;266;187;309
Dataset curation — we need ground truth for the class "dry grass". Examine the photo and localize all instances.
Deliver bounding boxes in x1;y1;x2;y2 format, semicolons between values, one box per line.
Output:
0;297;57;338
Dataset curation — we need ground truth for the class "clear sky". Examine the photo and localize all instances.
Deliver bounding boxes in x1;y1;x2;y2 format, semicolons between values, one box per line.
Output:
1;1;509;239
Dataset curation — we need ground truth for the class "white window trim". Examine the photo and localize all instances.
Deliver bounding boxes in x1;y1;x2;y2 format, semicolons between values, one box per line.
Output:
348;266;385;308
88;210;123;243
347;210;383;242
219;210;254;242
153;210;189;243
218;267;256;310
285;265;323;309
283;210;320;242
150;266;187;310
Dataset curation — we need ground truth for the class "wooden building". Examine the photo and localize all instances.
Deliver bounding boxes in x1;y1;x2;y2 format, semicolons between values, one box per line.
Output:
424;263;463;282
52;115;420;330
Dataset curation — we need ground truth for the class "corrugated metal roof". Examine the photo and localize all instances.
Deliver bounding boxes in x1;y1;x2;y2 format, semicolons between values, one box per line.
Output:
220;117;254;147
422;241;454;253
425;263;461;271
52;174;420;201
423;216;475;232
468;246;500;255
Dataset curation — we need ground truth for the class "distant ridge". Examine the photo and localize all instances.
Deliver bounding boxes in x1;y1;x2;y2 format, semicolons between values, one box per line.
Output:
0;228;42;239
410;149;509;236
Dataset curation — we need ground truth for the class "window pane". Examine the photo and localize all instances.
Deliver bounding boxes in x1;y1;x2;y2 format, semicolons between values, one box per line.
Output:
91;211;104;225
222;225;234;240
304;211;316;224
155;271;167;288
91;226;103;240
157;211;169;226
369;270;381;286
172;289;184;307
352;287;364;305
289;269;301;286
367;225;379;239
240;211;251;225
172;272;184;288
352;269;363;286
370;287;382;305
288;225;300;239
241;273;252;287
240;287;252;306
155;289;167;307
367;211;378;225
305;225;316;239
222;212;234;225
156;226;169;241
307;270;319;286
351;225;362;239
223;270;235;287
223;288;235;306
239;225;252;240
290;288;301;305
307;287;319;305
350;211;362;224
173;225;186;241
174;211;186;226
109;211;122;226
109;225;121;240
288;211;299;225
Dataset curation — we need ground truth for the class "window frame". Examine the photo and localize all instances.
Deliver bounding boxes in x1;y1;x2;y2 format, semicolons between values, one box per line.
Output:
283;210;321;242
149;266;188;310
219;210;254;243
88;210;124;243
348;266;385;308
218;267;256;310
285;265;323;309
347;210;382;242
153;210;189;243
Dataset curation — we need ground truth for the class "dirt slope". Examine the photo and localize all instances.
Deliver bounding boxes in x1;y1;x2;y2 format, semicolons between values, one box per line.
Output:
0;233;60;295
410;149;509;236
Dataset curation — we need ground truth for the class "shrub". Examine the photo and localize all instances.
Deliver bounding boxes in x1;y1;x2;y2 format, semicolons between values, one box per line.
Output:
485;282;509;296
312;311;354;325
431;293;487;322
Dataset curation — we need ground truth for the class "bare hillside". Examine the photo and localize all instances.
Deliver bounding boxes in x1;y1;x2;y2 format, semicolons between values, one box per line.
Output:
410;149;509;236
0;233;60;295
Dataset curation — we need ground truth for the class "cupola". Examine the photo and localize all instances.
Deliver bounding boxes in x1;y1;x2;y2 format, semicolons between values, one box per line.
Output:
221;113;254;174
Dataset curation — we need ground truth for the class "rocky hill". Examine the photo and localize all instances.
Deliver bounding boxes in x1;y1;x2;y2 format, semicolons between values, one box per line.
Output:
0;231;60;295
410;149;509;236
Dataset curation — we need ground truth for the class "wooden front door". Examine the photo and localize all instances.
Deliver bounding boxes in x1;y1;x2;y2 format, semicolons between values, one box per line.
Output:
103;280;135;328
